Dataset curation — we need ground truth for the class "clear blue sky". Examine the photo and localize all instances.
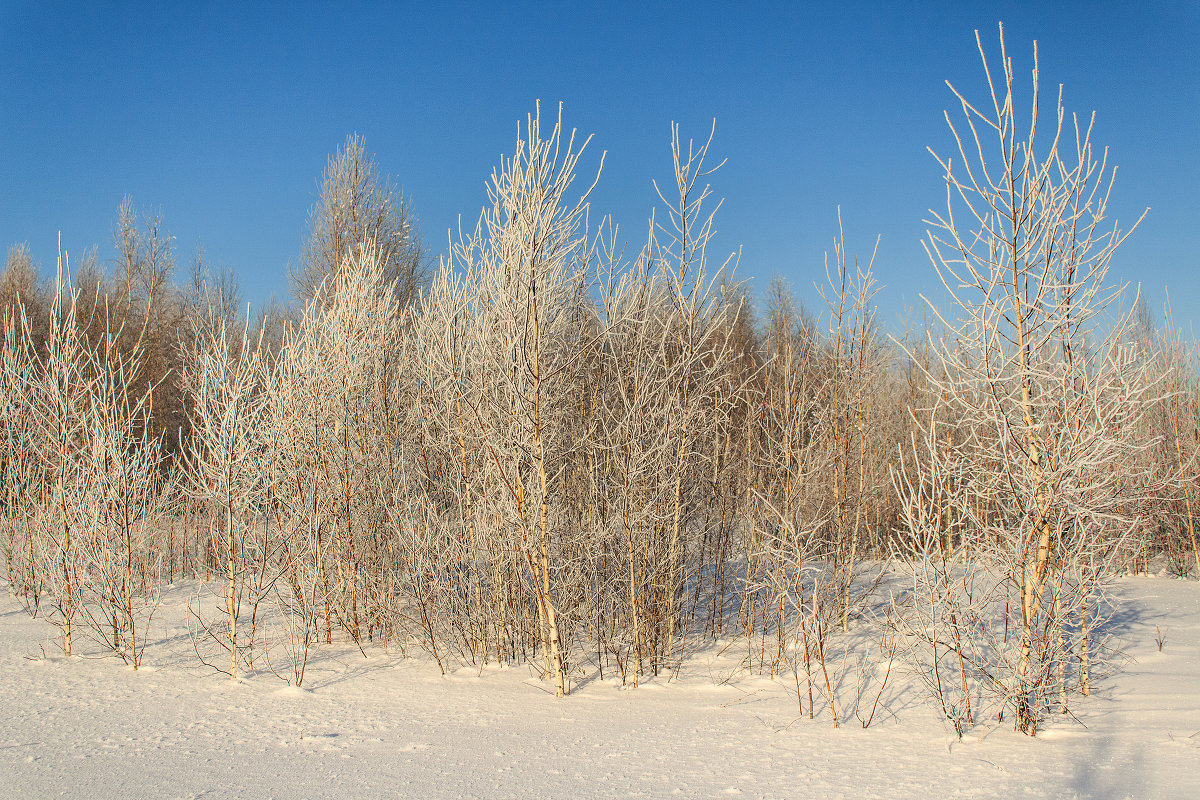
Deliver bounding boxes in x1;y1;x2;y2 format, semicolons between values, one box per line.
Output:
2;1;1196;332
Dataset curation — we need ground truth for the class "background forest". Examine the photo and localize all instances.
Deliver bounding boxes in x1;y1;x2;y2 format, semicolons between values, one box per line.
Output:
3;30;1197;739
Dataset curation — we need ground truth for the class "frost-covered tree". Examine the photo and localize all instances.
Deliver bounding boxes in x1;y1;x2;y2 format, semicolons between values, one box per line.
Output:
894;24;1157;735
441;103;601;696
183;318;269;679
293;135;427;309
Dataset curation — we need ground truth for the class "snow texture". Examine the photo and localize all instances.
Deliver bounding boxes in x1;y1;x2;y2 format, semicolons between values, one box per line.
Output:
2;578;1197;799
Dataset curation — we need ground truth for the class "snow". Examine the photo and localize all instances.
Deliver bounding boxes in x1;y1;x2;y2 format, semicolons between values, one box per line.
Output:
2;578;1197;800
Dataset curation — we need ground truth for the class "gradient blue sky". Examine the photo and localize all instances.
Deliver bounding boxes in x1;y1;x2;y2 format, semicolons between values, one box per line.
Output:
2;1;1196;331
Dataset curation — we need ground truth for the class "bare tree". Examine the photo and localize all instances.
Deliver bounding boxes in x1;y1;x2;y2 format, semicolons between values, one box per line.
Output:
293;134;427;309
72;313;166;669
1;304;40;604
895;24;1157;734
0;245;49;354
25;259;93;657
183;317;269;679
445;103;602;696
814;214;888;631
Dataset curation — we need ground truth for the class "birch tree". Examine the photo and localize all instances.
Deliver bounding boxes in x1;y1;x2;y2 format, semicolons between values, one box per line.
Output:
897;24;1157;734
1;307;39;605
442;103;601;696
72;313;166;669
26;264;92;657
183;318;269;679
294;135;427;309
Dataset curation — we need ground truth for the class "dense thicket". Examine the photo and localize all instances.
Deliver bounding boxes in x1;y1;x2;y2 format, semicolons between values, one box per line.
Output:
1;30;1195;735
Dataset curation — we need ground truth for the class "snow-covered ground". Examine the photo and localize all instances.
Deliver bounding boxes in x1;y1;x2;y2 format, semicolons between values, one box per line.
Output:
2;577;1197;800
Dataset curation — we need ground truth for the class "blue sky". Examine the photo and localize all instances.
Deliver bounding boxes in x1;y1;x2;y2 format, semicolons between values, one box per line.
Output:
2;1;1196;332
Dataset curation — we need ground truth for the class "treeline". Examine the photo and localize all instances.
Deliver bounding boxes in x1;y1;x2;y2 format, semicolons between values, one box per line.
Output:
2;32;1198;737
